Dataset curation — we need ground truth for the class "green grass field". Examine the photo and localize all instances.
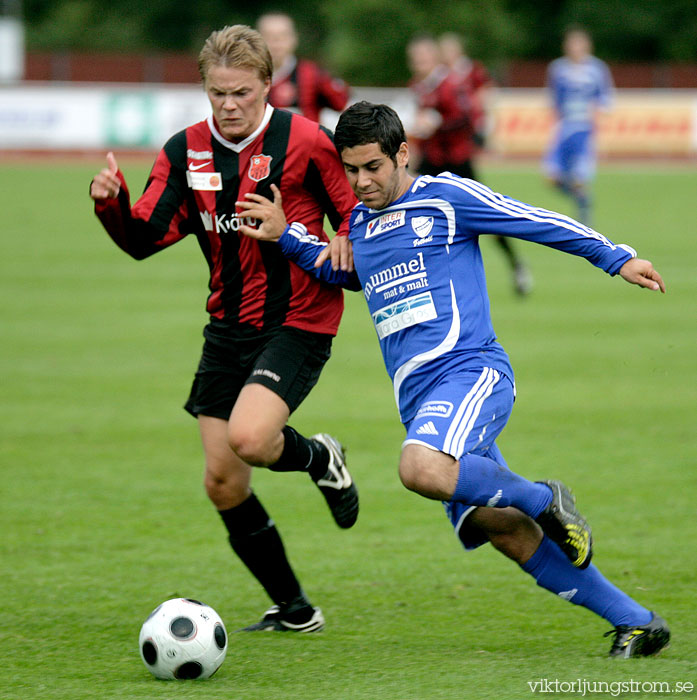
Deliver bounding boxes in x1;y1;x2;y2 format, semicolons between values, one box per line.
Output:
1;158;695;699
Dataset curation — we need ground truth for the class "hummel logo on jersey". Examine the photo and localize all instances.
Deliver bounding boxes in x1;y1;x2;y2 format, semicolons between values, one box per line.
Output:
354;211;364;224
189;161;212;171
416;421;439;436
363;251;427;301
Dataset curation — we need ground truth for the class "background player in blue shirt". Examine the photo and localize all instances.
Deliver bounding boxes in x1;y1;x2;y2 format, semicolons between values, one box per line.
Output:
544;27;614;226
236;102;669;657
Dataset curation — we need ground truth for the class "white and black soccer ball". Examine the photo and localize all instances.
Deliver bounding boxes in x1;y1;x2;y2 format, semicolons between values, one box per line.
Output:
139;598;227;680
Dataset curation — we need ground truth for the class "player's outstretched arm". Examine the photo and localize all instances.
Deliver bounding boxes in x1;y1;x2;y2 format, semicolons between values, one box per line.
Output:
237;185;361;291
619;258;666;293
90;152;121;200
237;185;357;276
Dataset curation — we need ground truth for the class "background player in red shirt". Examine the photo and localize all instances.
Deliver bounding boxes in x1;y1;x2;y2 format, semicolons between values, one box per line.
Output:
438;32;491;148
89;25;358;633
257;12;350;123
407;34;532;296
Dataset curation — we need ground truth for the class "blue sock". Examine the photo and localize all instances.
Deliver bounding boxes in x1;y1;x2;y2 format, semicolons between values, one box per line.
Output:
452;453;552;519
521;536;652;627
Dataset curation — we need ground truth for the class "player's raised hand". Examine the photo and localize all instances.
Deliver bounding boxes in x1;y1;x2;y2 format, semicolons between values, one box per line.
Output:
315;235;354;272
90;151;121;200
619;258;666;293
236;184;286;241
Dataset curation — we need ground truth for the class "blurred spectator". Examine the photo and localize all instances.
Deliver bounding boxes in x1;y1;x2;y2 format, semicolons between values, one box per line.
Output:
438;32;491;147
407;35;474;177
543;26;614;226
257;12;350;123
407;34;532;296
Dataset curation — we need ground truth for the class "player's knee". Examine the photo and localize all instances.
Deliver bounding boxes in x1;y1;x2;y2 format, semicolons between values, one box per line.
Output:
398;460;420;492
398;452;440;495
399;453;422;492
227;426;271;466
203;468;249;510
399;445;458;499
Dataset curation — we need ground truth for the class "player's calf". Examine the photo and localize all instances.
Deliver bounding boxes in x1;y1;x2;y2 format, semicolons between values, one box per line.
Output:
470;506;543;565
399;445;458;500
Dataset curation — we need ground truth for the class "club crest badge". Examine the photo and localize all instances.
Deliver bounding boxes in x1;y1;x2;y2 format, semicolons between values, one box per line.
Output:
411;215;434;246
412;216;434;238
248;154;272;182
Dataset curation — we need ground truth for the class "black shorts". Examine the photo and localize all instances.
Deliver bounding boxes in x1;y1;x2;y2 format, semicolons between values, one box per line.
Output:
184;321;333;420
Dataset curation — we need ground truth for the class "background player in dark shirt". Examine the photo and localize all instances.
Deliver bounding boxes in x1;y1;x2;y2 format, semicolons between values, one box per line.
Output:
257;12;350;123
438;32;491;150
89;24;358;633
407;34;532;296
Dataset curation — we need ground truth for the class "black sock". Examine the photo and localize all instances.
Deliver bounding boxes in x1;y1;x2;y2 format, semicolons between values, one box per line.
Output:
219;492;310;609
267;425;329;480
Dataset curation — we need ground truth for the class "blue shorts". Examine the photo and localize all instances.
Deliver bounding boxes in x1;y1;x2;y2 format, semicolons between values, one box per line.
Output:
403;367;514;550
543;127;595;183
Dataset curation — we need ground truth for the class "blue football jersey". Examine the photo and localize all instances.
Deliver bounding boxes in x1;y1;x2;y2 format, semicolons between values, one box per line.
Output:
547;56;613;135
279;173;635;423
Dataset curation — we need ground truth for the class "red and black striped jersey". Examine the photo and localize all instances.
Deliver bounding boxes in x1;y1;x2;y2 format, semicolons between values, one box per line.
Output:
449;58;492;134
410;66;478;167
268;58;350;123
94;105;357;336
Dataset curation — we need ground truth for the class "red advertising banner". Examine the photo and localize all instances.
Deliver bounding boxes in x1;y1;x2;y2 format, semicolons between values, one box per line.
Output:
490;90;697;157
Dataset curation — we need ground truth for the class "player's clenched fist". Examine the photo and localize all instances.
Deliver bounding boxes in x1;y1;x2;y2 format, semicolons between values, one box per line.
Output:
90;152;121;200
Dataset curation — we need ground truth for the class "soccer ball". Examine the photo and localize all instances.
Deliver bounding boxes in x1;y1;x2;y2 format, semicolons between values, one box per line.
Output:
139;598;227;680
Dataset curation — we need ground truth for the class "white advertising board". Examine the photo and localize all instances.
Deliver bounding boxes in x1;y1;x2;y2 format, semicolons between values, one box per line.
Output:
0;83;210;150
1;84;696;156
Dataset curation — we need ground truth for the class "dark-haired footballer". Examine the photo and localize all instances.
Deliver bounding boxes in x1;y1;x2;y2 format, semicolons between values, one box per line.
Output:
237;101;669;657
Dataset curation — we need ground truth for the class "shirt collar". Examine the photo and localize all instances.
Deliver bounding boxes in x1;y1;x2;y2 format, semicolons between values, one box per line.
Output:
207;103;274;153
